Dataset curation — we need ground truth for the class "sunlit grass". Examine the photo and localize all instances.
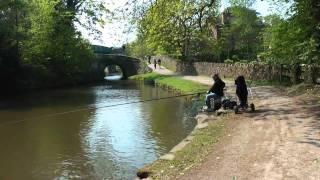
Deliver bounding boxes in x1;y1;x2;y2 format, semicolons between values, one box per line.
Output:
130;72;167;81
130;73;208;94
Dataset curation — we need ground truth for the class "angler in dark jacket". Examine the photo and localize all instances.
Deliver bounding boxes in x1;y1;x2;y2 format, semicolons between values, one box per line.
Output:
205;74;225;109
208;74;225;96
235;75;248;108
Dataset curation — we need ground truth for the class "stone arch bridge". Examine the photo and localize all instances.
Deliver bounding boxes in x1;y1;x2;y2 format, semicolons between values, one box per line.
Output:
90;54;141;80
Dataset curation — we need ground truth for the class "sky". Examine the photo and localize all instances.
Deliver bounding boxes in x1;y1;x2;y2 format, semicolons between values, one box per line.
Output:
80;0;291;47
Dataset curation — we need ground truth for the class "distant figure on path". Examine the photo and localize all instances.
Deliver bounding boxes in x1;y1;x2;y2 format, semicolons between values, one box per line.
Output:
148;56;151;64
157;59;161;69
153;59;157;69
235;75;248;108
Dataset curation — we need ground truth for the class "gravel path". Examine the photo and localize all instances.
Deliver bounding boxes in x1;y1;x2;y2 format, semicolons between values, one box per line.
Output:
179;86;320;179
150;65;320;179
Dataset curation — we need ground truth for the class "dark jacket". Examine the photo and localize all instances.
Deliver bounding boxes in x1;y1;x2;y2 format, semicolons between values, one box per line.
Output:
235;76;248;97
209;79;225;97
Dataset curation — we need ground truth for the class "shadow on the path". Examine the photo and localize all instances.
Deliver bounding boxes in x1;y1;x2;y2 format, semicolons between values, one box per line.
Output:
245;86;320;148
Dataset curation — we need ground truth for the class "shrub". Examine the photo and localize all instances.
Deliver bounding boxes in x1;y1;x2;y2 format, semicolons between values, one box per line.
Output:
239;60;248;64
232;55;239;61
224;59;234;64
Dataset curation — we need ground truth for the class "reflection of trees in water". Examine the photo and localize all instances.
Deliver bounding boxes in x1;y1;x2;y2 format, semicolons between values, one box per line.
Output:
0;82;198;179
0;89;97;179
0;108;96;179
137;83;197;152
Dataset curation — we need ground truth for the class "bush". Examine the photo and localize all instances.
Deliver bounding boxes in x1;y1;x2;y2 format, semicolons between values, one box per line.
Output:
232;55;239;61
224;59;234;64
239;60;248;64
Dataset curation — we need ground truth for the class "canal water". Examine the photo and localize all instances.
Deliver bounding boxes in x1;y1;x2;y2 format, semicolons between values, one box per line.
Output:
0;80;199;179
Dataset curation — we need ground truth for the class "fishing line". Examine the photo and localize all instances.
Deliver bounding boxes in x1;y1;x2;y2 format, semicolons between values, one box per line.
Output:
0;91;207;126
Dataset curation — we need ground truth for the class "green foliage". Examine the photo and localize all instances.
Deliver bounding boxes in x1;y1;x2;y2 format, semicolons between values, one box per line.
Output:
128;0;220;59
128;0;319;65
261;13;319;64
126;35;154;58
224;6;263;60
229;0;255;7
0;0;27;92
0;0;104;92
239;59;248;64
232;55;239;61
224;59;234;63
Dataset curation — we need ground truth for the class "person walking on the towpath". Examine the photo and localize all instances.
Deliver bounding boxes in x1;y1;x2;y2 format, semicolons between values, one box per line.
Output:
148;56;151;64
153;59;157;69
205;74;225;109
157;59;161;69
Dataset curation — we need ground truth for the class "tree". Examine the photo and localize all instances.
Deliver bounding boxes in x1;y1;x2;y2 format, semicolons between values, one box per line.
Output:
129;0;220;59
0;0;27;92
217;6;263;60
258;0;320;64
0;0;105;91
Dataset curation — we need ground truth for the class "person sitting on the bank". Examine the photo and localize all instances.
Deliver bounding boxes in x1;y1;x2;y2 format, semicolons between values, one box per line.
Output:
205;74;225;109
235;75;248;108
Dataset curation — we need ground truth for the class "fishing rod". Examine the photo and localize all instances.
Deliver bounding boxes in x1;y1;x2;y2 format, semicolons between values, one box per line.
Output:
0;91;207;126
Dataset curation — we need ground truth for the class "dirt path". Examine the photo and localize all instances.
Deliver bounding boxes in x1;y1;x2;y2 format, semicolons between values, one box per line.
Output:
179;86;320;179
148;64;176;75
150;66;320;179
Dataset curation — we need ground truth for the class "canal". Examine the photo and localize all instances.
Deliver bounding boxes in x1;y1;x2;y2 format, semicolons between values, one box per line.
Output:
0;80;198;179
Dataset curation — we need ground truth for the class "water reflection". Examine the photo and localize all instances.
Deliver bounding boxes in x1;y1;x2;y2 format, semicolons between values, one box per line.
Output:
104;75;122;81
0;81;197;179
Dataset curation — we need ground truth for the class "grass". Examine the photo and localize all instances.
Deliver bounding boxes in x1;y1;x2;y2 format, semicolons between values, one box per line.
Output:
131;73;209;94
286;83;320;97
247;79;292;87
138;118;227;179
246;79;320;97
156;77;208;94
130;72;167;81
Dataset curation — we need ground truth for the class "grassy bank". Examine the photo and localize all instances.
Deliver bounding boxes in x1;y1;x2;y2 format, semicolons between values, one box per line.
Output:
131;72;226;179
130;73;208;94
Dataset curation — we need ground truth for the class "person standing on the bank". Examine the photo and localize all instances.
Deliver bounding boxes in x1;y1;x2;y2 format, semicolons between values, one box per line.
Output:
148;56;151;64
157;59;161;69
153;59;157;69
235;75;248;108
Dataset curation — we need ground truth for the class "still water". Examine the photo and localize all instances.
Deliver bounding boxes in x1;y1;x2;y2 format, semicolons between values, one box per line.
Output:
0;80;198;179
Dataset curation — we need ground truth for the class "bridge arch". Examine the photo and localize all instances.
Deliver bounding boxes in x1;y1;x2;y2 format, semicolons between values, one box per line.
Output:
94;54;140;80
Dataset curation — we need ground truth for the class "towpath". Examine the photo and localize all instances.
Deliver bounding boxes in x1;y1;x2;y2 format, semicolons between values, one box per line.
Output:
149;64;320;179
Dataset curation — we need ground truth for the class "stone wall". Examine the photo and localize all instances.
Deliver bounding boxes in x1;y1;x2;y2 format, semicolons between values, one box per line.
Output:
153;56;320;84
177;62;283;81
